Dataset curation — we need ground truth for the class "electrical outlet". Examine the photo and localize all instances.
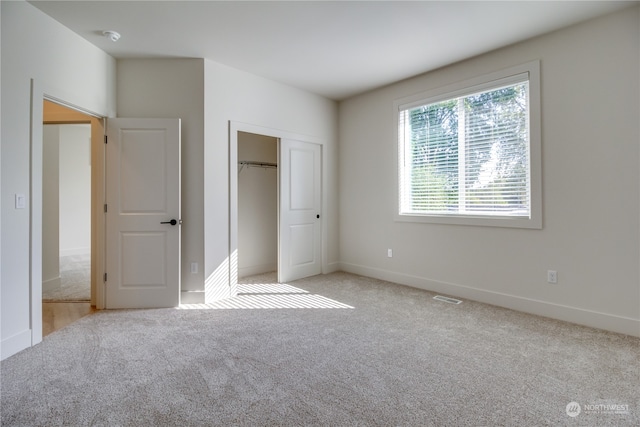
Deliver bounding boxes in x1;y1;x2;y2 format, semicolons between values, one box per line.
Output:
387;249;393;258
547;270;557;284
190;262;198;274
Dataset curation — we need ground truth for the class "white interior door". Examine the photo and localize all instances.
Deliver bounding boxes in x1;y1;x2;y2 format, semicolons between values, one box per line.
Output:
105;118;181;308
279;139;322;282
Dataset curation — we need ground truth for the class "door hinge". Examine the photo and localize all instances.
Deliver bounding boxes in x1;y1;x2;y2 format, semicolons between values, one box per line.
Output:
104;204;108;213
103;273;107;282
104;135;108;144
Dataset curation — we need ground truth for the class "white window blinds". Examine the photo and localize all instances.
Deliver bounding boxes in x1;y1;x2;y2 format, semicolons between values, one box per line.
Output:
398;76;531;219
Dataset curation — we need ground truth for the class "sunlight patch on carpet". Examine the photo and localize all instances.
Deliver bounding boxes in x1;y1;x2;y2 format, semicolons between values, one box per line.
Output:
178;282;354;310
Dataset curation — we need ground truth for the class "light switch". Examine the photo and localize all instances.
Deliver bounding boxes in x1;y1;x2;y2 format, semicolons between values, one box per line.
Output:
15;193;26;209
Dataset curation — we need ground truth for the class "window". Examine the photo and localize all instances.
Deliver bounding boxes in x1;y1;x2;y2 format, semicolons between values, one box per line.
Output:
396;61;541;228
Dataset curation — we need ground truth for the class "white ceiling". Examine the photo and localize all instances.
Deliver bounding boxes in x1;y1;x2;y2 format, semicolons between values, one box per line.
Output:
29;1;635;100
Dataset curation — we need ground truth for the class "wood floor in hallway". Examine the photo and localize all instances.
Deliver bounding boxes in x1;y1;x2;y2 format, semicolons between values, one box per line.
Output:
42;302;96;337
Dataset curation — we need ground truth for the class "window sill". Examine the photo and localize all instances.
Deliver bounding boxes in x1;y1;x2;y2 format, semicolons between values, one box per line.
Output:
395;212;542;229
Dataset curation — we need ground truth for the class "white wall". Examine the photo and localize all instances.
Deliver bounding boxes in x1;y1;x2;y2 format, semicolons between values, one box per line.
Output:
116;59;338;302
338;7;640;336
59;124;91;256
204;60;339;301
42;125;60;289
238;132;278;277
1;1;116;359
116;59;205;300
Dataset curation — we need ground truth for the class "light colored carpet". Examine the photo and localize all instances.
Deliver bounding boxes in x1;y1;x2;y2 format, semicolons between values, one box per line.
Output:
42;254;91;302
2;272;638;426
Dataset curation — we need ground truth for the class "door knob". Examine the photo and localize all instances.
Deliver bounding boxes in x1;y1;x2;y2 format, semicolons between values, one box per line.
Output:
161;219;178;226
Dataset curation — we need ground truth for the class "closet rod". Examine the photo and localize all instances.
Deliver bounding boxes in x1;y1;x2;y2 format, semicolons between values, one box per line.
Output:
238;160;277;173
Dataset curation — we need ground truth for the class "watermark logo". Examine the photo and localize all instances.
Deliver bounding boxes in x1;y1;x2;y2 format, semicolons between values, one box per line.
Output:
566;401;630;417
584;404;630;415
566;402;581;417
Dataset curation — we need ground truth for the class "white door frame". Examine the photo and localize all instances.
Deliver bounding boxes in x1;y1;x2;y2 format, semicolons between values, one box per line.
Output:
229;121;327;292
29;80;107;347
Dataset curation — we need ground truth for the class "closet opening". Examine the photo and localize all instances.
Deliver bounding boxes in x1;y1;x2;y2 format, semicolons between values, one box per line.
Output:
237;131;279;281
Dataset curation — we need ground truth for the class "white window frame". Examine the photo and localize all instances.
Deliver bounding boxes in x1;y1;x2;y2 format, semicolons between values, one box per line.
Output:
394;61;542;229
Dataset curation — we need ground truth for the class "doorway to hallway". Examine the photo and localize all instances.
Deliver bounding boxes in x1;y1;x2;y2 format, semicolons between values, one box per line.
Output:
42;122;92;302
41;99;103;335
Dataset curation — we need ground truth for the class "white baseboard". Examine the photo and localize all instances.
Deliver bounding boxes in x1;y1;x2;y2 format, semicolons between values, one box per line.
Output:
238;263;277;279
324;262;340;274
180;290;205;304
43;276;61;291
1;329;32;361
237;261;340;279
339;262;640;338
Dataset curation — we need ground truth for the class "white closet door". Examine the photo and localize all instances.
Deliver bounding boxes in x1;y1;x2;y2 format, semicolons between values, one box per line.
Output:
278;139;322;282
